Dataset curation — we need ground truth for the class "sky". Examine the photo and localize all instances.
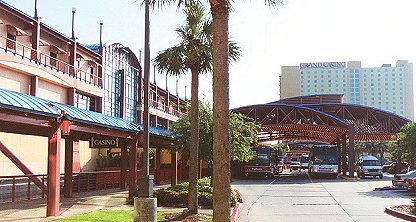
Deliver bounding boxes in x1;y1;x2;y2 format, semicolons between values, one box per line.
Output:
4;0;416;113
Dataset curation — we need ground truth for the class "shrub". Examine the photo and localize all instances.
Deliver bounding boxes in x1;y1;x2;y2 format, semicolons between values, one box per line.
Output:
154;177;239;208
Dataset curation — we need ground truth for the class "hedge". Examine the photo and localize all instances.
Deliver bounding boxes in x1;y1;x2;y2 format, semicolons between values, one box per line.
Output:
154;177;238;207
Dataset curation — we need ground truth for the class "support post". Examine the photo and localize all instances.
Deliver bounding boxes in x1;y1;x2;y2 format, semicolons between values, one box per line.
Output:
155;149;161;185
64;136;74;198
120;147;128;190
67;87;76;106
47;124;61;216
129;135;138;199
348;126;355;178
69;8;77;76
336;137;341;174
342;134;347;176
30;76;38;96
31;0;40;61
171;151;178;186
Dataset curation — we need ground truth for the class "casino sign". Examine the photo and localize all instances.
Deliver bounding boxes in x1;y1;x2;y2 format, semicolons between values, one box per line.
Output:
300;62;346;69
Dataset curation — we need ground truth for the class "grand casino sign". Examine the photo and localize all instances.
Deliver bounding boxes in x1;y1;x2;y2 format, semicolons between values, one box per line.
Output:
300;62;346;69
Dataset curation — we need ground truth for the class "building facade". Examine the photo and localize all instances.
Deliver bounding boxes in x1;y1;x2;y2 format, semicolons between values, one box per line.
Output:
0;1;187;177
280;60;414;120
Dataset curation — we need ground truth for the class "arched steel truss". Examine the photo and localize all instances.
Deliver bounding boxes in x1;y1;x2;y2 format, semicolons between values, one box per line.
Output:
234;104;349;143
234;103;410;143
303;103;410;141
233;100;411;178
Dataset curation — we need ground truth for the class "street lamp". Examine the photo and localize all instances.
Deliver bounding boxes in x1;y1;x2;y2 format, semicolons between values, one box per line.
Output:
137;0;153;198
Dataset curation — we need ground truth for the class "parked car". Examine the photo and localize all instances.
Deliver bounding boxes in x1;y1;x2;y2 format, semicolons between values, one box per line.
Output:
392;170;416;188
382;161;394;172
290;161;301;172
356;155;383;179
388;162;409;174
407;177;416;192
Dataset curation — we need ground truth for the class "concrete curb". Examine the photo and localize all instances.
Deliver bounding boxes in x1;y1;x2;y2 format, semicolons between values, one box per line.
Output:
385;206;416;221
231;190;244;222
374;187;406;191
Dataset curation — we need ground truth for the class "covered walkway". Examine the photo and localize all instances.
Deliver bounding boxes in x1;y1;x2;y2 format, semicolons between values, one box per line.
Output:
233;94;410;178
0;88;178;216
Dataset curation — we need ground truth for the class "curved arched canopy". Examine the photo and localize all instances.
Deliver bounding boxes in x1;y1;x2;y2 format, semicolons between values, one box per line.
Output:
233;95;410;143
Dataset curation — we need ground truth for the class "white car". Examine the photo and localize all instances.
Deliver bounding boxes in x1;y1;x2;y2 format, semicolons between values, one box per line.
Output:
356;155;383;179
290;162;301;172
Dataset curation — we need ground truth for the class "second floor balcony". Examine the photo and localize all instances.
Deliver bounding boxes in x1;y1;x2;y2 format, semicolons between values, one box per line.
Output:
0;34;103;87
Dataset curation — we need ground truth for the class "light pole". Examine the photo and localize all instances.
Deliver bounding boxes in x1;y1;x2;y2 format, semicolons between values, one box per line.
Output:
137;0;153;197
133;0;157;221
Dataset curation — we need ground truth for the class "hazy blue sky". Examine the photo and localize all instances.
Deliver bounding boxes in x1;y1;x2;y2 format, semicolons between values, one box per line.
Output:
4;0;416;113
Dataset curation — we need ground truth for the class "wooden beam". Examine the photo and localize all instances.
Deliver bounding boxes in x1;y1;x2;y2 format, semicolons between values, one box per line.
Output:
30;76;38;96
47;125;61;216
171;151;178;186
64;136;74;198
128;135;138;199
0;121;51;137
120;147;128;189
70;125;134;139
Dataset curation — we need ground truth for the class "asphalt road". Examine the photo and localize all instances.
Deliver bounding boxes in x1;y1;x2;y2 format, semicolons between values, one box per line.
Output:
232;170;413;222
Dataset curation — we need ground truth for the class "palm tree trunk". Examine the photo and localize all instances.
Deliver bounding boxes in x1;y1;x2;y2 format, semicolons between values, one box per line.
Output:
188;68;200;214
210;1;231;221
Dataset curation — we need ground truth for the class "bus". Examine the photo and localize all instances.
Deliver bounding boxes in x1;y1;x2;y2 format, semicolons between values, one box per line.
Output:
308;144;338;178
243;146;282;178
299;154;310;170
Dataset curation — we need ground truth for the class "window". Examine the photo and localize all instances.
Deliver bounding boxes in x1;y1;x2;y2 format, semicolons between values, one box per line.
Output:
6;33;16;50
76;92;96;111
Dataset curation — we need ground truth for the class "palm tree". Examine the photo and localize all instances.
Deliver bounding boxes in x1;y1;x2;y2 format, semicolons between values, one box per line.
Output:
149;0;282;220
152;2;240;214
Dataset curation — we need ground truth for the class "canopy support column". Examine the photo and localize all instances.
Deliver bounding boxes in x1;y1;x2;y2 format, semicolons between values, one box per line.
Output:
64;135;74;198
342;134;347;176
128;135;138;199
171;151;178;186
348;125;355;178
47;124;61;217
336;137;341;173
120;147;128;190
155;149;161;185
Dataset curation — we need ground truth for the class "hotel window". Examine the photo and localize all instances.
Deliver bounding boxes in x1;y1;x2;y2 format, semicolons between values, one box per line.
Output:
75;92;96;111
6;33;16;50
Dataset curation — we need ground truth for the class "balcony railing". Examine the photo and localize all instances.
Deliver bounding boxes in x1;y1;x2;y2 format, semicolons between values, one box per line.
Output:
0;35;102;87
149;99;181;116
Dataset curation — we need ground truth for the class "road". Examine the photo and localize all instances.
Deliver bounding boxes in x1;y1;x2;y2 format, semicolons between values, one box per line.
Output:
232;170;414;222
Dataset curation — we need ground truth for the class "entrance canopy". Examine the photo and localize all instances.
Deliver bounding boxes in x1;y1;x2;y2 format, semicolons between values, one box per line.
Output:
233;95;410;143
0;87;171;144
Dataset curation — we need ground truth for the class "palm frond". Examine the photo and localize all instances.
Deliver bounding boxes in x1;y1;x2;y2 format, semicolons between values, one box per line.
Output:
228;40;241;63
265;0;284;7
145;0;203;9
153;46;187;76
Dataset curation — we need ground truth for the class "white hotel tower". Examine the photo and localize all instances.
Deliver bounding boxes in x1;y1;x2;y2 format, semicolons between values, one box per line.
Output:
280;60;414;120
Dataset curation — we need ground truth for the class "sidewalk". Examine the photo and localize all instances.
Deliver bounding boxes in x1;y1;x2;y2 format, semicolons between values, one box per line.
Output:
0;185;213;221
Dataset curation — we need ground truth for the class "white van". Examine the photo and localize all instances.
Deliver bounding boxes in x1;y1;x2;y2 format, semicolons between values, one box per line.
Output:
356;155;383;179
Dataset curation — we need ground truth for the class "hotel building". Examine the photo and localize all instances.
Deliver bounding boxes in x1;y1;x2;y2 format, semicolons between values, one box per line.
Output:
280;60;414;120
0;0;187;192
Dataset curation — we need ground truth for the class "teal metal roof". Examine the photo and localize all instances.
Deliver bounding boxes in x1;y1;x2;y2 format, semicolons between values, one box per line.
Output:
0;88;171;138
49;102;141;133
0;88;60;117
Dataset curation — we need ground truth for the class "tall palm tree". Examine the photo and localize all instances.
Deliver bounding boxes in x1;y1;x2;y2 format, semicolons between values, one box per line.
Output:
152;2;240;214
149;0;282;220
